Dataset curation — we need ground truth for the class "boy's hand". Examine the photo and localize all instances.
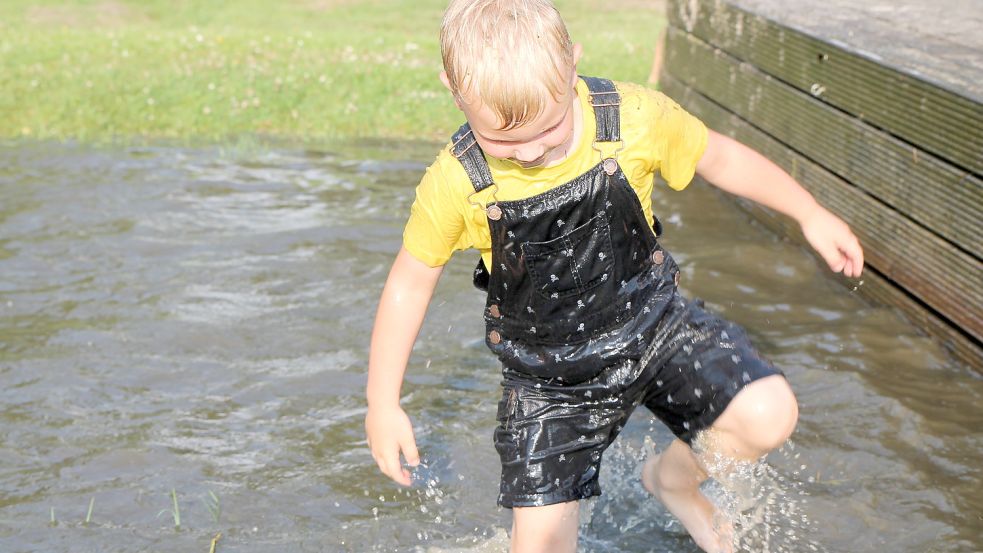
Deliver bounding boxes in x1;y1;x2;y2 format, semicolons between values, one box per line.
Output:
365;404;420;486
799;205;864;278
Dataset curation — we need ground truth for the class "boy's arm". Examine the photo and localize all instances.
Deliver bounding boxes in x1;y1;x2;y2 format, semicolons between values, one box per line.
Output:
366;246;444;486
695;130;864;278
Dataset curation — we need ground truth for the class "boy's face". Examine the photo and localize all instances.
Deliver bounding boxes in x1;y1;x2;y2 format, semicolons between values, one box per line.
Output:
441;46;582;169
459;86;579;169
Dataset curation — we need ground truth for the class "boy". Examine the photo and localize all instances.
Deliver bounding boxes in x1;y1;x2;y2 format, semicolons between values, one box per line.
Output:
366;1;864;551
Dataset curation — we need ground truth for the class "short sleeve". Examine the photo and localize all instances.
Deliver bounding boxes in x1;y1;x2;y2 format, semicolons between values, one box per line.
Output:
656;95;708;191
402;159;468;267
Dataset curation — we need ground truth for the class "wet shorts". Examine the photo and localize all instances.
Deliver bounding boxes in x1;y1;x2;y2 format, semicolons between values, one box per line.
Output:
493;292;784;508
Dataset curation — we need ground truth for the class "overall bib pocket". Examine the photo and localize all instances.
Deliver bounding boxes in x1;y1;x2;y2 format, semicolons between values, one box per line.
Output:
521;213;615;300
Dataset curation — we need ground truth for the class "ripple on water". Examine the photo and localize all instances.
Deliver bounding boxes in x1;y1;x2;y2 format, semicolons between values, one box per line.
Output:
0;141;979;552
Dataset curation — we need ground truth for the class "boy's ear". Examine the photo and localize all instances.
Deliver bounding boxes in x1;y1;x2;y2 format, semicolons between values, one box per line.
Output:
569;43;584;87
439;71;464;110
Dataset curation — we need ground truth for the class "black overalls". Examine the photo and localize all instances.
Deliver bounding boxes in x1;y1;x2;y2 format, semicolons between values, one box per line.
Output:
451;77;783;508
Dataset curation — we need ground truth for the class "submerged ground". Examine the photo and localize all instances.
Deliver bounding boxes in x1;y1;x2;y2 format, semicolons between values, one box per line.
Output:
1;1;981;551
0;140;980;552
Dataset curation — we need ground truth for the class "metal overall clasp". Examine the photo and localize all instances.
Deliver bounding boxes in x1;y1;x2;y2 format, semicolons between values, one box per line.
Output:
593;138;625;176
467;183;502;220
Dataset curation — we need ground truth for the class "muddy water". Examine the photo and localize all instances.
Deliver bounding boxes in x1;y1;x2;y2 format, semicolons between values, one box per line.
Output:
0;140;979;552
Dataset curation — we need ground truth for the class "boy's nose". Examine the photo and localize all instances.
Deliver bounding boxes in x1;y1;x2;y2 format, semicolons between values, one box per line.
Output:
513;144;545;163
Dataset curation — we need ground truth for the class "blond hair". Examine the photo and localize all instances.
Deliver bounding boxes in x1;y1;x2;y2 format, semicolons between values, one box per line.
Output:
440;0;575;130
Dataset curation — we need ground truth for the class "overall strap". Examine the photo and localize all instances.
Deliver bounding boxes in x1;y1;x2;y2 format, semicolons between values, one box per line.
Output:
450;123;495;193
581;76;621;143
451;78;621;191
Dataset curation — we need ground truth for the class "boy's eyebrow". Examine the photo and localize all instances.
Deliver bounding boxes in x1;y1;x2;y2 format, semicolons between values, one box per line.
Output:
476;109;568;144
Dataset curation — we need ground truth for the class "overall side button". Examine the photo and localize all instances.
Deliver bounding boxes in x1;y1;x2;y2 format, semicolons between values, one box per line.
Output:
488;330;502;344
602;158;618;176
488;304;501;318
651;250;665;265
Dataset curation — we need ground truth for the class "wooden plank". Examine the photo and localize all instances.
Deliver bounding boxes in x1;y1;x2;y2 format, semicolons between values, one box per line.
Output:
666;0;983;176
662;26;983;260
657;73;983;347
676;0;983;100
720;191;983;372
660;74;983;371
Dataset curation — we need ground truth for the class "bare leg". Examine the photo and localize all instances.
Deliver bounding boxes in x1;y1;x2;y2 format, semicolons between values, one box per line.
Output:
643;375;798;553
643;439;732;552
510;500;579;553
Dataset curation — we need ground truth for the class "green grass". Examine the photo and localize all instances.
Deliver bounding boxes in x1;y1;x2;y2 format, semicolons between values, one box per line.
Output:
84;496;94;525
0;0;666;143
156;488;181;528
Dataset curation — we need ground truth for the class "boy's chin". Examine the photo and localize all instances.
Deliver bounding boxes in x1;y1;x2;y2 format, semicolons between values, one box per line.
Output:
511;159;545;169
507;153;550;169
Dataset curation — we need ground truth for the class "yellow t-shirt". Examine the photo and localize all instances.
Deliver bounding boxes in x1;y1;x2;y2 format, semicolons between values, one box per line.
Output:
403;79;708;268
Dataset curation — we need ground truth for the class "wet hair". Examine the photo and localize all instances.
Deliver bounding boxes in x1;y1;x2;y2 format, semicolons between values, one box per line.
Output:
440;0;575;130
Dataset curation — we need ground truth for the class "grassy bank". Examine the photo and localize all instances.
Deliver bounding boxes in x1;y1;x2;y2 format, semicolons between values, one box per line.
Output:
0;0;665;143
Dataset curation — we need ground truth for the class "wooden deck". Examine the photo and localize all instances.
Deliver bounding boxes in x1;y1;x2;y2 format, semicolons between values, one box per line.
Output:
660;0;983;369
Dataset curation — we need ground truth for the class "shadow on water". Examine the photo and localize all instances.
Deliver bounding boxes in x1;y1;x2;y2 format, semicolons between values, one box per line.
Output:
0;139;980;552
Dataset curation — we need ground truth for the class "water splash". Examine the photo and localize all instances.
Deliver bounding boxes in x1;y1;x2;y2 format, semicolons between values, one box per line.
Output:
693;436;827;553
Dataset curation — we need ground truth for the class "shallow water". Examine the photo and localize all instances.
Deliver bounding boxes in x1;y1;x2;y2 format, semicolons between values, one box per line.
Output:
0;140;980;552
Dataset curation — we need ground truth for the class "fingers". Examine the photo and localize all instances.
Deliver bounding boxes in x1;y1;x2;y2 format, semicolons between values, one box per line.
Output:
819;232;864;279
400;433;420;468
827;252;847;274
373;442;412;486
831;236;864;278
368;432;419;486
816;241;846;274
802;209;865;279
391;433;419;486
844;237;864;277
842;259;855;279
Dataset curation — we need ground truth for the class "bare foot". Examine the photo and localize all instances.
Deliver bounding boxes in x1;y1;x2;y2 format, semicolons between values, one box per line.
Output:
642;453;734;553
